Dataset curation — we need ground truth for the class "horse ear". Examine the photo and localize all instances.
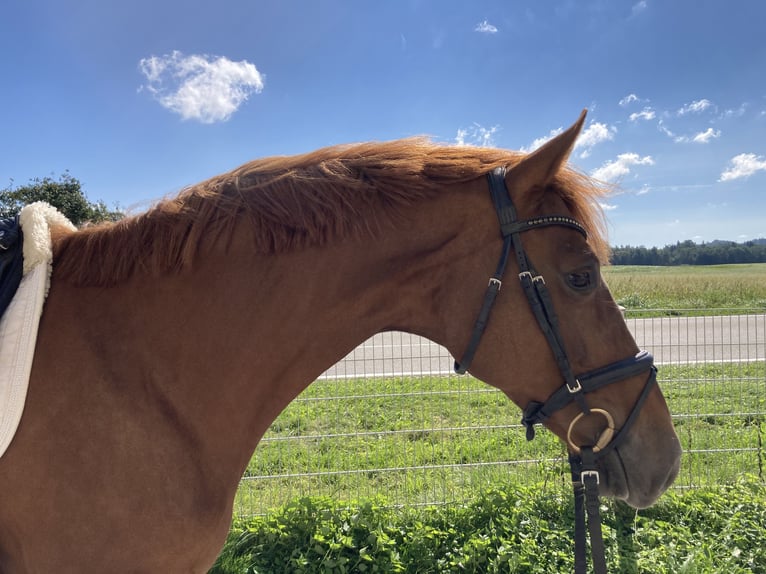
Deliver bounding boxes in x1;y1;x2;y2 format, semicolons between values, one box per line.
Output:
506;109;587;196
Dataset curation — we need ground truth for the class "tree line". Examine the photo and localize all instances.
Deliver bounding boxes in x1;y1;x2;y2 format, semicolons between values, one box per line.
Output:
610;240;766;266
1;172;121;226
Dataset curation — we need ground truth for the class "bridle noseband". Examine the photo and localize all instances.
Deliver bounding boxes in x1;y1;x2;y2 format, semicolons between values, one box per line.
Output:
455;167;657;574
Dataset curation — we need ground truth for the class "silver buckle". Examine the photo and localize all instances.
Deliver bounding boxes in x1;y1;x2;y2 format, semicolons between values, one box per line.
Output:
567;379;583;393
488;277;502;290
581;470;600;485
519;271;547;286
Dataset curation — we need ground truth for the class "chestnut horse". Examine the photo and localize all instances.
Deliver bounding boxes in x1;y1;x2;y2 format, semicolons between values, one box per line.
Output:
0;112;680;573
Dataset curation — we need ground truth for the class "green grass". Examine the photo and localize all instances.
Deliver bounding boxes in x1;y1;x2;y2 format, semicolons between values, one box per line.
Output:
212;477;766;573
235;374;565;516
235;361;766;517
603;263;766;314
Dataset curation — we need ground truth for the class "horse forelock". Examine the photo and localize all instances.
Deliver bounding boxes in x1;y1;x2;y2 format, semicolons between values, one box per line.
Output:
51;138;610;286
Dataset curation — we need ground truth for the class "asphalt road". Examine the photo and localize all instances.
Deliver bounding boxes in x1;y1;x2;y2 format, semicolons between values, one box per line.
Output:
321;314;766;379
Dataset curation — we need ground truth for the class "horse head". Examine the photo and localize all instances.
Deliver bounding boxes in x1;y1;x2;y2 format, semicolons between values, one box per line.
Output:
448;111;681;509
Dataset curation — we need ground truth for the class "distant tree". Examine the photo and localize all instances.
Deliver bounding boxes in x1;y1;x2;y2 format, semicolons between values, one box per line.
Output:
0;172;122;226
610;240;766;265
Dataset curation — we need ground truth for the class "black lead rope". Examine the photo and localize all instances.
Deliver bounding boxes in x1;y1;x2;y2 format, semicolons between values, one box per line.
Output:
455;167;659;573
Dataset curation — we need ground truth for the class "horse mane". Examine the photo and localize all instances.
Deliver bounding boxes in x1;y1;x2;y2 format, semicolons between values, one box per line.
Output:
52;138;610;286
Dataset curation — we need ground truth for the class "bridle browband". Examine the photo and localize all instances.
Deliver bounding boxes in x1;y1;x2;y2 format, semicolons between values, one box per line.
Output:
455;167;658;574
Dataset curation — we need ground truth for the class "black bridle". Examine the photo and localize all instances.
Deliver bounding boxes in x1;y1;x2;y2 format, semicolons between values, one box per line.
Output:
454;167;657;574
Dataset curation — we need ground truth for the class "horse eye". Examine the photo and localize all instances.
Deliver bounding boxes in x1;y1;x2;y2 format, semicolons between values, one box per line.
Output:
566;270;592;291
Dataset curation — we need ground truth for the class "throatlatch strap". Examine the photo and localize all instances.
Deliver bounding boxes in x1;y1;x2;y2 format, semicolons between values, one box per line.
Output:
453;170;515;374
454;167;590;376
453;279;500;374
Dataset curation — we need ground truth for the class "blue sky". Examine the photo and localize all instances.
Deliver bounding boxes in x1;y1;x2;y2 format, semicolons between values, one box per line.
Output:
2;0;764;247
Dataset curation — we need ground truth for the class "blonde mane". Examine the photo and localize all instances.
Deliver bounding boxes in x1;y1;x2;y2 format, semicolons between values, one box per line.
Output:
53;138;610;286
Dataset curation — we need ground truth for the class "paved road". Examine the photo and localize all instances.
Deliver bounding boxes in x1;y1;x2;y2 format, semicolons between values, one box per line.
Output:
321;314;766;379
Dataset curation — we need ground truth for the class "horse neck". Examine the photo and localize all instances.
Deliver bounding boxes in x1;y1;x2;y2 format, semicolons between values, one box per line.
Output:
204;180;492;431
40;178;492;478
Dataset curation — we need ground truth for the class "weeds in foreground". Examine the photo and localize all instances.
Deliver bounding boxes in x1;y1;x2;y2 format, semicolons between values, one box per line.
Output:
211;476;766;574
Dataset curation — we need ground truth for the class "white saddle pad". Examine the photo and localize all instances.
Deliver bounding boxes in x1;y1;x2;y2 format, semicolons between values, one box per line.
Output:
0;202;75;458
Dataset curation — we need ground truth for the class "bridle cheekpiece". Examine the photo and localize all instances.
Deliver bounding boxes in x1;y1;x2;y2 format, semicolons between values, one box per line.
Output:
455;167;658;574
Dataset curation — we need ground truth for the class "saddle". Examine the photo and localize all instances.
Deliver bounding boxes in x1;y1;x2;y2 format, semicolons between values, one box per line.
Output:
0;203;77;459
0;217;23;319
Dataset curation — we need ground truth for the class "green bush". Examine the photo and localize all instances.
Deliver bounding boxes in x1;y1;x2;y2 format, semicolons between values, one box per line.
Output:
210;477;766;573
211;497;402;574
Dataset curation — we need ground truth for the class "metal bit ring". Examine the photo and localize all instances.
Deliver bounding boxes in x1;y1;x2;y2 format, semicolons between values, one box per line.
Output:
566;408;615;454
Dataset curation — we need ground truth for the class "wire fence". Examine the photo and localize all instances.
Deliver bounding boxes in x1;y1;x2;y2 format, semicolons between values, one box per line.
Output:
235;309;766;516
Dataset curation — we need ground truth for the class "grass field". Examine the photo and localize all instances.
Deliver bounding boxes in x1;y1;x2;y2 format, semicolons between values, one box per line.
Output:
235;361;765;517
603;263;766;314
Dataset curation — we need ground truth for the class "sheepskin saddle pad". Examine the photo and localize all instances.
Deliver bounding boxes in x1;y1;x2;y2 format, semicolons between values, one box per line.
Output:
0;202;75;459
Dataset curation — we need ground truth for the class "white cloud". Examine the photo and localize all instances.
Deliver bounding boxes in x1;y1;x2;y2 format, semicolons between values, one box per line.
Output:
691;127;721;143
721;103;747;118
521;127;563;152
657;120;676;139
637;184;651;195
521;120;615;157
657;119;720;144
631;1;648;16
591;153;654;182
619;93;645;107
138;51;264;123
629;107;656;122
455;123;499;147
474;20;498;34
670;126;722;144
719;153;766;182
600;201;618;211
677;99;713;116
577;122;616;148
575;121;616;158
